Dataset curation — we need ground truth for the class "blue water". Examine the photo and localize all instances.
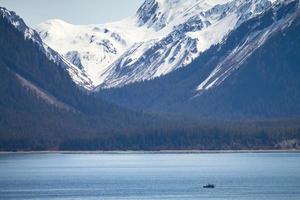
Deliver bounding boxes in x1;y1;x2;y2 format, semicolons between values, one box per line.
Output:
0;153;299;200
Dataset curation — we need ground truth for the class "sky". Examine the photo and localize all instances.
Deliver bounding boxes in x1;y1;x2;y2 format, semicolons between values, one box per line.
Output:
0;0;143;28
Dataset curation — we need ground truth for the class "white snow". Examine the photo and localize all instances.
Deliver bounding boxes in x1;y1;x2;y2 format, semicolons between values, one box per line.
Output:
36;17;157;86
35;0;282;89
188;13;239;53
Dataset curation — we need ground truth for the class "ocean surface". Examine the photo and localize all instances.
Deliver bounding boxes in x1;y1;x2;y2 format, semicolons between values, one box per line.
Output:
0;152;299;200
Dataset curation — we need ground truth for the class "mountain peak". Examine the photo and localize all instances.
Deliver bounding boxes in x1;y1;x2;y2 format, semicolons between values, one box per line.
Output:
135;0;233;30
37;19;73;28
36;0;295;90
0;7;43;43
136;0;160;27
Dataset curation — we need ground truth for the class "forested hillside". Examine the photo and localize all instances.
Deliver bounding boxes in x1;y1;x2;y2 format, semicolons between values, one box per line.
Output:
0;15;161;150
1;3;300;151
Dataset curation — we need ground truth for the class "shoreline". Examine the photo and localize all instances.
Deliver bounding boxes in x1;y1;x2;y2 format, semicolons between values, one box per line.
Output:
0;149;300;154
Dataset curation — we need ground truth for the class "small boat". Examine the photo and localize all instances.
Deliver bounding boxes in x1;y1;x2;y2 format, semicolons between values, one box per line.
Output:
203;184;215;188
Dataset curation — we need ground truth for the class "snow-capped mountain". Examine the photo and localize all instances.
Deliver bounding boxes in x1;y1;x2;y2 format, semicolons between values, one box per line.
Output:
36;0;281;90
0;7;93;90
99;0;300;118
36;18;147;87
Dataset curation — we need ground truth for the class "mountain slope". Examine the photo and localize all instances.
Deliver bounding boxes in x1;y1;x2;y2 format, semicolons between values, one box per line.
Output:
0;8;162;150
37;0;279;89
98;0;300;119
0;7;93;90
1;5;300;151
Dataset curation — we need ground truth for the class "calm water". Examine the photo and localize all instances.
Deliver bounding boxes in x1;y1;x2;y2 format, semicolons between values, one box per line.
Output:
0;153;300;200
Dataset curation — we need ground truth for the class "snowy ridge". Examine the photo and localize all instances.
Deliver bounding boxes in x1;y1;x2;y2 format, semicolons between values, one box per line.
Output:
197;0;300;91
36;18;152;86
98;0;277;88
36;0;285;89
0;7;93;90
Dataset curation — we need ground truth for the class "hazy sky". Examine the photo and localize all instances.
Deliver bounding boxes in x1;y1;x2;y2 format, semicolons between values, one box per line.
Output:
0;0;143;28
